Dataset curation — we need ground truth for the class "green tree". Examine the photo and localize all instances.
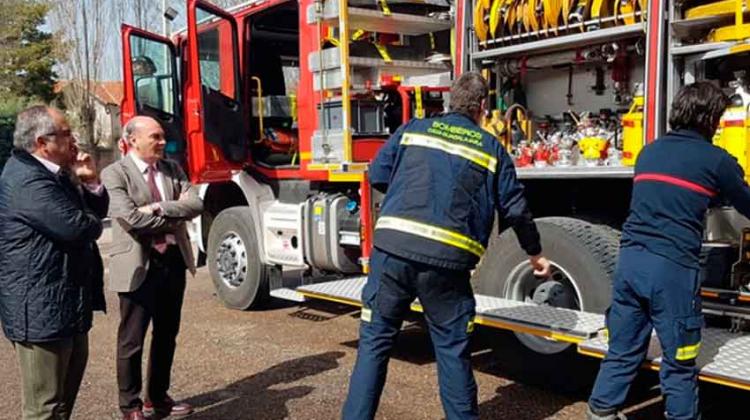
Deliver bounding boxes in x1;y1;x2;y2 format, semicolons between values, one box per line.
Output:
0;0;57;102
0;116;14;171
0;0;56;170
0;97;31;171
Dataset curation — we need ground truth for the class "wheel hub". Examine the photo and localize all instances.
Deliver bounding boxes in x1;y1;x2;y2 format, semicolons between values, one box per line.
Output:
505;261;584;355
215;232;248;289
531;280;577;309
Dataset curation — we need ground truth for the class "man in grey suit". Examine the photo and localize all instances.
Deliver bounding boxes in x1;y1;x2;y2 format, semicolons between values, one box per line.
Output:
101;116;203;420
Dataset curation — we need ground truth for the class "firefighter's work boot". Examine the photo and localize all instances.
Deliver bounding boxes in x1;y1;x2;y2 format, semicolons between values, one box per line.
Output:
586;406;627;420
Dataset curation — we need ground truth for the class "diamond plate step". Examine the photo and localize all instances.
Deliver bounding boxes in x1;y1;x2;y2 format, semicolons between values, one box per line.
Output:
298;278;750;389
477;299;605;340
298;277;605;340
579;328;750;390
269;287;307;303
297;277;368;306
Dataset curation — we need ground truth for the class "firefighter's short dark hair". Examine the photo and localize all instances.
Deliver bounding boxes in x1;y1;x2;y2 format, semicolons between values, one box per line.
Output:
669;82;729;140
449;72;489;118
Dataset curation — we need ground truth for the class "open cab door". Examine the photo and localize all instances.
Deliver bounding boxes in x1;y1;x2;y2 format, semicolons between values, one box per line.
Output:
185;0;248;183
121;25;185;165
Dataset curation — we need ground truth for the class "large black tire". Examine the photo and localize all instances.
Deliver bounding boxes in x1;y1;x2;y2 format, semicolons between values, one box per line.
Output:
207;206;269;310
472;217;620;390
473;216;619;313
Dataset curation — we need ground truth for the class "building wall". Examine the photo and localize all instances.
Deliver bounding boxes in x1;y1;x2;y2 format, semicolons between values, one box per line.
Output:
92;101;122;171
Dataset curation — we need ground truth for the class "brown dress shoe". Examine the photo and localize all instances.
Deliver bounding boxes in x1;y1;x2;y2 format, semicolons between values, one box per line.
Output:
143;396;194;418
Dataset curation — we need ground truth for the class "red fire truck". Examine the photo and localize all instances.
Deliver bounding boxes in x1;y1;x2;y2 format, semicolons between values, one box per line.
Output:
120;0;750;390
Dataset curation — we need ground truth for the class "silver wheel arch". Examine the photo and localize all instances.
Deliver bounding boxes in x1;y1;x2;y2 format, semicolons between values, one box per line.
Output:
196;171;275;265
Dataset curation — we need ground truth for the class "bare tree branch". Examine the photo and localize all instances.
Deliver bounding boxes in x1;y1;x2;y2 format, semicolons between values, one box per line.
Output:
49;0;110;148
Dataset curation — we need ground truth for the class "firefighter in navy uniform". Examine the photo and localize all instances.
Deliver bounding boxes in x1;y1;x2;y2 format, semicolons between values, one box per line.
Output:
341;72;551;420
587;82;750;420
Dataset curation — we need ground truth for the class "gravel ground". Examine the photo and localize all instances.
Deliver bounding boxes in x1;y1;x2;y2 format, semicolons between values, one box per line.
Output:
0;262;746;419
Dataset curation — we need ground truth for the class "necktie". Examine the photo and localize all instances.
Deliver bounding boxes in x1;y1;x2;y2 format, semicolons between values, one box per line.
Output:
147;165;168;254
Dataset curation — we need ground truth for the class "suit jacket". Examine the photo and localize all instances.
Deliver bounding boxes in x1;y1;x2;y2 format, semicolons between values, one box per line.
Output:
0;150;108;342
101;155;203;293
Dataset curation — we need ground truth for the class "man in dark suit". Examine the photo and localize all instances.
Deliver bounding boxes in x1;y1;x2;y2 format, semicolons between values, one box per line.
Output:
101;116;203;420
0;105;108;420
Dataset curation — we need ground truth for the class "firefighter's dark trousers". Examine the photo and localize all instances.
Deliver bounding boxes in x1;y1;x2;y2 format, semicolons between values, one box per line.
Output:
589;246;703;420
342;248;478;420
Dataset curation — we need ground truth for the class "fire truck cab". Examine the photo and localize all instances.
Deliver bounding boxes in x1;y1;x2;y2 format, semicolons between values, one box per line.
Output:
120;0;750;391
122;0;455;305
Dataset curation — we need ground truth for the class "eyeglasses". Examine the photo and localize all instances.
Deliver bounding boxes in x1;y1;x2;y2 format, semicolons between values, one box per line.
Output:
43;129;74;140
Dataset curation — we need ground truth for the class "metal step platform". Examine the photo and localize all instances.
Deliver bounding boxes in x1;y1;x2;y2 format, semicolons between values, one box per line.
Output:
297;277;750;391
297;277;368;307
579;328;750;391
269;287;307;303
297;276;604;342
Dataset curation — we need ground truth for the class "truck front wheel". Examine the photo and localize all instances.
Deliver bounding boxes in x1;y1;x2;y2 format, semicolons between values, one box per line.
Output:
207;206;269;310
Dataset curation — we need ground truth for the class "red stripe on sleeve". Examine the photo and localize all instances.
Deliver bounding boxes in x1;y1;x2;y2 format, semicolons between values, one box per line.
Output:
634;173;717;198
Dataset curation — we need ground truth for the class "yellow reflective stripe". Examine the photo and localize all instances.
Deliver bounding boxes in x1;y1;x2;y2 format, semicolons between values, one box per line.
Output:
325;27;340;47
290;94;298;121
415;86;424;119
374;43;392;63
376;216;486;257
379;0;392;15
676;342;701;361
401;133;497;173
352;29;366;41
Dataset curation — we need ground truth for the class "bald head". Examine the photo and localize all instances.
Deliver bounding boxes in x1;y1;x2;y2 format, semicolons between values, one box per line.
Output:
123;116;159;139
123;116;165;164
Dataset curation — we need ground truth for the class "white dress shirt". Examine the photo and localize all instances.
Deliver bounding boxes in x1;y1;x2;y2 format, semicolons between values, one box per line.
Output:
129;153;176;244
33;154;61;174
129;153;168;201
33;154;103;194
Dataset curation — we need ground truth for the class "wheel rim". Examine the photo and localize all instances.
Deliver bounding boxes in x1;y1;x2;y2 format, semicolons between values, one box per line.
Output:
215;231;248;289
504;260;583;355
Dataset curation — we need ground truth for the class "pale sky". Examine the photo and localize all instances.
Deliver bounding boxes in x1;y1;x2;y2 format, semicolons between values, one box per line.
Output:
103;0;189;81
48;0;247;81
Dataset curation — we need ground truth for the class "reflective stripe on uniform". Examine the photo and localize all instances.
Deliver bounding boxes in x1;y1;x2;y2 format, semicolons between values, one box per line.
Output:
376;216;486;257
401;133;497;173
361;308;372;322
675;342;701;361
